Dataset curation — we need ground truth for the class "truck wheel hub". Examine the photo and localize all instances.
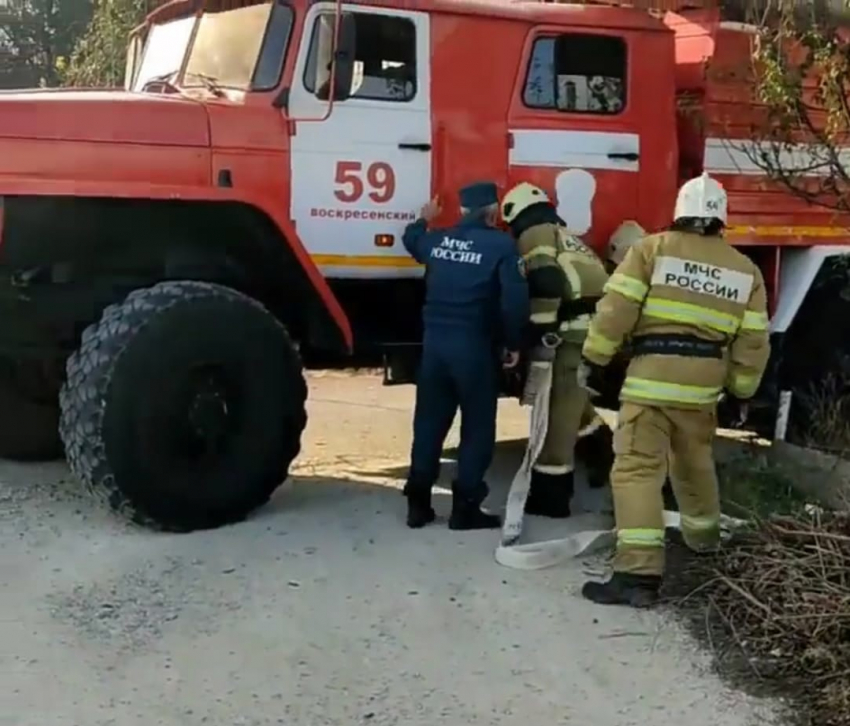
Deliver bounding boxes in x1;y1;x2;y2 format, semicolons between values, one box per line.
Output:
186;373;231;452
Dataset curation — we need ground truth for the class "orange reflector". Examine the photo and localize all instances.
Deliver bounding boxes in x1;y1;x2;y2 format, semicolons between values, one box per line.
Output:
375;234;394;247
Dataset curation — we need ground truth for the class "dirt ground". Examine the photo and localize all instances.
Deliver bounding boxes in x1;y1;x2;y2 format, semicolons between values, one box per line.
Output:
1;371;777;726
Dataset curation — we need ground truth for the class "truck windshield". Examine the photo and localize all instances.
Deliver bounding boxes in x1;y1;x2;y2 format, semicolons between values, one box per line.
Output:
133;1;275;92
133;15;196;90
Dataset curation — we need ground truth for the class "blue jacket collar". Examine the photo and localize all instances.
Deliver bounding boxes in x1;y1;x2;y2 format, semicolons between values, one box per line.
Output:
456;213;491;230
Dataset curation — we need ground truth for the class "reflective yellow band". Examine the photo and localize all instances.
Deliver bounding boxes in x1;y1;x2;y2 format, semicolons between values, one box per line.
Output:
578;417;605;437
559;314;591;332
584;329;619;357
617;528;665;547
604;273;648;302
679;513;720;531
731;373;759;398
741;310;769;331
533;463;573;475
643;296;740;335
622;377;722;405
530;310;558;324
558;257;582;296
524;247;556;261
561;249;594;265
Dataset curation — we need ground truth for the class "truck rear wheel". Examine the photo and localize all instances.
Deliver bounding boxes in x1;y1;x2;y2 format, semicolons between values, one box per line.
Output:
0;360;63;461
59;281;307;532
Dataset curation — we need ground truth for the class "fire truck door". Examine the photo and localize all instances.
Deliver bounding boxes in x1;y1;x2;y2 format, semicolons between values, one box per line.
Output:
509;31;640;252
287;3;432;279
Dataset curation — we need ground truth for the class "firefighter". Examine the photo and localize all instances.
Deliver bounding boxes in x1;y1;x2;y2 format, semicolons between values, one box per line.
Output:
607;221;680;510
402;182;530;531
578;172;771;607
501;182;612;517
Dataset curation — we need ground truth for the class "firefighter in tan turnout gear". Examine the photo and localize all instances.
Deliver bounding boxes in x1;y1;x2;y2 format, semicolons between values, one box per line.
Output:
578;172;771;607
501;182;613;517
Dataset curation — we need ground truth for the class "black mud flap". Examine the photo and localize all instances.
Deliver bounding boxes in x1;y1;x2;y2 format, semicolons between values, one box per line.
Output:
720;338;783;439
382;343;421;386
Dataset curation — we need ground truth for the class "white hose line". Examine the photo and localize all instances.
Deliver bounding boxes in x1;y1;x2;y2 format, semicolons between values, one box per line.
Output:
495;366;748;571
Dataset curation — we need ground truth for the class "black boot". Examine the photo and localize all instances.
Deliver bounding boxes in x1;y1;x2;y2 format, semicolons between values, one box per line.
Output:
581;572;661;608
403;480;436;529
575;423;614;489
524;470;573;518
448;482;500;530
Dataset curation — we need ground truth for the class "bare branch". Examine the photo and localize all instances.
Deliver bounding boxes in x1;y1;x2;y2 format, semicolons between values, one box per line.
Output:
719;1;850;215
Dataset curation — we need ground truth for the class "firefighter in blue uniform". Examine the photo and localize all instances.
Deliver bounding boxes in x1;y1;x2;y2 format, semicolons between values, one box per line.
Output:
402;182;530;530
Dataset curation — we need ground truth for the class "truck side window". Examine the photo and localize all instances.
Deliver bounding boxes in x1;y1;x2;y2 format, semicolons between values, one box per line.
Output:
304;12;417;102
252;2;295;91
523;34;626;115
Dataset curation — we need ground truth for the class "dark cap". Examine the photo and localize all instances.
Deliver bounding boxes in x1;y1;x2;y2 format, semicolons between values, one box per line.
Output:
458;181;498;210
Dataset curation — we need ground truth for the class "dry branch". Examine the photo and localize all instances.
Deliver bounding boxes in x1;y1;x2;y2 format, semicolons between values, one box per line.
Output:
668;512;850;726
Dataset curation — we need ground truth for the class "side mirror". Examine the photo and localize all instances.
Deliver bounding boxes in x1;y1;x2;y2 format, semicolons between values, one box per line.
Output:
315;12;356;102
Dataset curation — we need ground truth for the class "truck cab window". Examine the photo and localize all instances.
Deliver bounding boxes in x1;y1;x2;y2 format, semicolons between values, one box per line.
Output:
523;34;626;115
252;2;294;90
304;12;417;102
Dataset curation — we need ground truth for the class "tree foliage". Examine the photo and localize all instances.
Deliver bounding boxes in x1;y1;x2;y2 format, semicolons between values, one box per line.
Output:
729;0;850;214
0;0;92;88
59;0;146;88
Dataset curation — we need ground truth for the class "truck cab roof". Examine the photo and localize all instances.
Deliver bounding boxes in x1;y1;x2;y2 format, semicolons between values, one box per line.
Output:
343;0;672;31
144;0;673;33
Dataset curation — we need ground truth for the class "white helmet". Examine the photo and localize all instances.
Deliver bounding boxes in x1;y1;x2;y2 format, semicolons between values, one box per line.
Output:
673;172;727;224
607;220;646;265
501;182;550;224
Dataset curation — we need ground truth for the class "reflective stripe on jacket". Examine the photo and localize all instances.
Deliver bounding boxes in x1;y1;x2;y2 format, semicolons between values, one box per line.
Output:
581;230;771;409
517;224;609;345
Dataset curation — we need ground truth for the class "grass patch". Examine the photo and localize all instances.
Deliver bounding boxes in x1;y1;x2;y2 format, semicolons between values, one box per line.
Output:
717;449;809;519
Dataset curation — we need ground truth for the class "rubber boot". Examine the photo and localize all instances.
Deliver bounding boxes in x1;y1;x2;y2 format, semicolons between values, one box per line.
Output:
403;480;436;529
575;423;614;490
448;482;500;530
524;470;573;518
581;572;661;608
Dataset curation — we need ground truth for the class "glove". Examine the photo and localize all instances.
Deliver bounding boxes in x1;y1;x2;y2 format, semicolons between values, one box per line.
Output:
719;392;750;428
502;353;528;401
577;358;606;398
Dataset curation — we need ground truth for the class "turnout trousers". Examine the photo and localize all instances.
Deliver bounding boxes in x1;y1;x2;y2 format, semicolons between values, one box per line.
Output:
611;402;722;576
534;343;588;477
407;337;499;503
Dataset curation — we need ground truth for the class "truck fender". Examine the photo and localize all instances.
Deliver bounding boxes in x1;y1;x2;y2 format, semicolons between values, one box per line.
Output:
771;245;850;334
0;177;354;352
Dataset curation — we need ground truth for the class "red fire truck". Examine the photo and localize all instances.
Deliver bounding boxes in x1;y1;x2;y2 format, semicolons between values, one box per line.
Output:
0;0;844;530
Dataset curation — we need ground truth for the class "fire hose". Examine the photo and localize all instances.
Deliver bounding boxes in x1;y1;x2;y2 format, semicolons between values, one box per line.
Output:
495;341;747;571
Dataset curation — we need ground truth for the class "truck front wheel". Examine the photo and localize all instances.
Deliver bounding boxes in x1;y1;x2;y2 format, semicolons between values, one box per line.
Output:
59;281;307;531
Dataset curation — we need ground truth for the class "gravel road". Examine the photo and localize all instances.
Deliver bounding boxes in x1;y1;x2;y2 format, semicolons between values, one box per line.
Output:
1;371;775;726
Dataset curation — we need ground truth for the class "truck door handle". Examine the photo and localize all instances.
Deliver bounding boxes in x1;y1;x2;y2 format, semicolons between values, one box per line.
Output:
398;142;431;151
607;152;639;161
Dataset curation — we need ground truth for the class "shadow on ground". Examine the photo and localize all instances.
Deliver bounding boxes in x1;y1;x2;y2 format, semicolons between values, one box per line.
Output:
1;434;612;541
349;437;528;482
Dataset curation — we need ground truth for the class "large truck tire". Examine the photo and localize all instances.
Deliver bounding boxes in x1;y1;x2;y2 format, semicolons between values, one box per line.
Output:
59;281;308;532
0;363;63;461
